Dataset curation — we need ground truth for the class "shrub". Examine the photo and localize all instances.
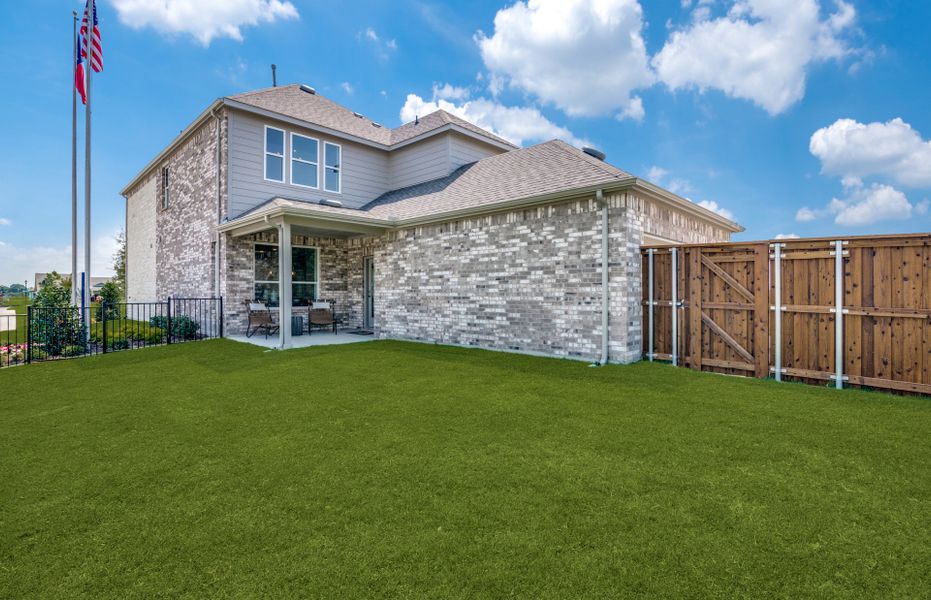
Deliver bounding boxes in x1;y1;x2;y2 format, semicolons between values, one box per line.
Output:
94;282;123;321
61;345;86;358
149;315;200;340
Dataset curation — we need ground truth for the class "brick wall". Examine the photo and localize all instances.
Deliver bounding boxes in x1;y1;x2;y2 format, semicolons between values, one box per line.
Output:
220;190;728;362
154;111;226;299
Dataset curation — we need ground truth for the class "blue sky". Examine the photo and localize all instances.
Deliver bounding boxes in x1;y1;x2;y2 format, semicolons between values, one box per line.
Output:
1;0;930;285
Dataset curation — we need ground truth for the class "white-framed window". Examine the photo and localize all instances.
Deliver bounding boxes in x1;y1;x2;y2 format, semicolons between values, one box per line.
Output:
264;125;285;183
253;243;319;307
290;133;319;189
161;166;170;210
323;141;341;193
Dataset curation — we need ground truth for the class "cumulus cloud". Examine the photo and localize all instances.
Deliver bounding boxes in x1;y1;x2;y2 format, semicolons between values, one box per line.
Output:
775;233;800;239
653;0;857;114
0;218;10;226
810;117;931;188
476;0;653;120
433;83;470;101
0;232;119;287
646;165;692;195
111;0;298;46
696;199;735;221
359;26;397;61
400;89;585;147
796;183;920;226
340;82;354;95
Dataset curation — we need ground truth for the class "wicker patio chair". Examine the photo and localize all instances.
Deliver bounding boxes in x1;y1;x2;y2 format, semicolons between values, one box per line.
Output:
245;301;280;339
308;300;338;335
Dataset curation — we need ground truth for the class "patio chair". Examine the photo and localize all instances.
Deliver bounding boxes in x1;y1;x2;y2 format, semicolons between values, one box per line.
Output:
245;301;280;339
308;300;338;335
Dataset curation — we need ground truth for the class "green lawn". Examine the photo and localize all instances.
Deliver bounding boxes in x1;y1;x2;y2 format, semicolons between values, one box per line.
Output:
1;340;929;598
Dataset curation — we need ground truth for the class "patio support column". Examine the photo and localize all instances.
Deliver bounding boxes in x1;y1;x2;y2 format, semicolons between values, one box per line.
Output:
279;220;293;349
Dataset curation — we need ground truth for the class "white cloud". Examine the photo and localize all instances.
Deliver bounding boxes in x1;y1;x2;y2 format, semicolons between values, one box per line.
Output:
0;232;119;287
810;118;931;188
696;199;735;221
653;0;857;114
646;165;693;195
476;0;653;120
0;218;10;226
775;233;800;239
795;207;818;222
359;26;397;61
796;183;918;226
400;91;585;147
433;83;470;101
111;0;298;46
340;82;354;95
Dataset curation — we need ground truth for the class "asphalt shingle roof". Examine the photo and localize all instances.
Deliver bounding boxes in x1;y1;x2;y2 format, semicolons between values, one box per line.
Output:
228;84;515;148
362;140;631;220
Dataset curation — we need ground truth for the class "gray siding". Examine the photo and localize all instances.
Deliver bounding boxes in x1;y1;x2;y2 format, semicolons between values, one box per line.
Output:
227;110;390;217
388;134;450;190
449;132;504;169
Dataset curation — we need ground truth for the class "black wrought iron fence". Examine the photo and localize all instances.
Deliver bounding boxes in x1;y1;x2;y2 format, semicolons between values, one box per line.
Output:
0;297;223;369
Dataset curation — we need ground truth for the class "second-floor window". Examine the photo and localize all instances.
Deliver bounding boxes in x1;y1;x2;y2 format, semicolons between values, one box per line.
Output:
324;142;341;193
264;126;285;183
161;167;170;210
291;133;319;189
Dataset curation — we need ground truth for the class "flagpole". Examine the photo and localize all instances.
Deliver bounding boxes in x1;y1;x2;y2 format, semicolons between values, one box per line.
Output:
83;0;92;335
71;11;78;306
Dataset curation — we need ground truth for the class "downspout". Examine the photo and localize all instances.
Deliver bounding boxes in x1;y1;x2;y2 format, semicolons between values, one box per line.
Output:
212;107;222;298
597;189;609;365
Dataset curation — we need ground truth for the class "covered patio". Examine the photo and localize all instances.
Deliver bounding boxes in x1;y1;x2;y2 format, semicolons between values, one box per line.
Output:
217;198;392;349
227;330;376;349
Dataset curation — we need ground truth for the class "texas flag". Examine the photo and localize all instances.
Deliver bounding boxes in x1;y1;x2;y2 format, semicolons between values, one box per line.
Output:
75;37;86;105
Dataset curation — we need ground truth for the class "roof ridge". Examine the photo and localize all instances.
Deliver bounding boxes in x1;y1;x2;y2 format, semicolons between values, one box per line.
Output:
548;139;630;180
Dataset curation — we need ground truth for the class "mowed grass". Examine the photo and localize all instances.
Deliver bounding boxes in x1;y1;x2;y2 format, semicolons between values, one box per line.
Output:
1;340;929;598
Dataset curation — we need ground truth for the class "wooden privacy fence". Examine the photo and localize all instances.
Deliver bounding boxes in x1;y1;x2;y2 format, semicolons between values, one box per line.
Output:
642;233;931;395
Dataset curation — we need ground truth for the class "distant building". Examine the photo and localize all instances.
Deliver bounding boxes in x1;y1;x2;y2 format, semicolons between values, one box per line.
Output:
34;273;112;294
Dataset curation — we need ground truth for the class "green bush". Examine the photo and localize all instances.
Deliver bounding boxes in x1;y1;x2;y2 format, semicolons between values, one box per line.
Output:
61;345;86;358
108;338;130;351
149;315;200;340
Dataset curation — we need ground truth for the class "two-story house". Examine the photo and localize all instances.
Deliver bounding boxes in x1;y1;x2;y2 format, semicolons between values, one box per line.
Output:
121;83;741;363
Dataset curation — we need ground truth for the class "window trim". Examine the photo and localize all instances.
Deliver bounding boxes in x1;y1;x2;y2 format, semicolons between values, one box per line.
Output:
160;166;170;211
252;242;320;306
289;132;320;190
323;141;342;194
263;125;286;183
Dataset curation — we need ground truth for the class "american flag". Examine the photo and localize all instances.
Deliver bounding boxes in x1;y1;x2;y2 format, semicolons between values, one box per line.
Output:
80;0;102;73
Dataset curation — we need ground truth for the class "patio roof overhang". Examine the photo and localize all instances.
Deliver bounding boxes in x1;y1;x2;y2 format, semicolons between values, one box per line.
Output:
218;201;394;238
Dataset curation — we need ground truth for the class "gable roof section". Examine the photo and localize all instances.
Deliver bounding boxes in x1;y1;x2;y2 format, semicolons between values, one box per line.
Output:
361;140;631;221
219;138;742;233
229;85;515;149
230;85;393;145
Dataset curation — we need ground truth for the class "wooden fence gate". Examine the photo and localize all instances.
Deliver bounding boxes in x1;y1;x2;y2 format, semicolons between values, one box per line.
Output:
643;234;931;395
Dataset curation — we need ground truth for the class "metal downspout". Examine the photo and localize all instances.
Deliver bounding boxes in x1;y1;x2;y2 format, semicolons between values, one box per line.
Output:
598;189;609;365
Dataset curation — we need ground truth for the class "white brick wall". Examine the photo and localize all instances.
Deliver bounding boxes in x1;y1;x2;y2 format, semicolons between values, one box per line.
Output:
126;175;158;302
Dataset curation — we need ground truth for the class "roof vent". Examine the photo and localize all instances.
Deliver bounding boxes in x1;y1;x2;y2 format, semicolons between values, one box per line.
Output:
582;147;606;161
319;198;343;208
352;111;364;118
299;84;316;95
372;122;383;128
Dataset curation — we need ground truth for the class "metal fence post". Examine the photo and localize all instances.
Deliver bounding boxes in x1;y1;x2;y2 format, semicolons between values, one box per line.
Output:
166;297;172;344
647;248;655;361
219;296;224;338
102;302;108;354
772;243;783;382
671;247;678;366
26;306;32;364
833;240;847;390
